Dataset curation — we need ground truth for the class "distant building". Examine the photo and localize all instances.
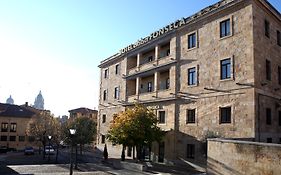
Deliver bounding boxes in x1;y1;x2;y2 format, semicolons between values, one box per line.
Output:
69;107;98;146
0;103;39;150
33;91;44;110
6;95;14;105
59;115;68;124
69;107;98;121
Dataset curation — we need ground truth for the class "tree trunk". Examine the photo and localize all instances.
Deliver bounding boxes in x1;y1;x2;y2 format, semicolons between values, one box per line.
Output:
75;145;78;169
80;144;82;155
121;145;125;161
43;142;45;160
133;146;135;160
55;143;59;163
136;145;141;160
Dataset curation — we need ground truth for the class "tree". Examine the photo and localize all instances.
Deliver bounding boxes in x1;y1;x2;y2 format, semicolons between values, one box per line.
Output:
62;116;96;169
27;111;61;160
63;117;97;152
107;104;164;161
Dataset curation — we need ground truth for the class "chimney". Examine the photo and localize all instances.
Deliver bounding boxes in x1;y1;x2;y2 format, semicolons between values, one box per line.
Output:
25;102;28;107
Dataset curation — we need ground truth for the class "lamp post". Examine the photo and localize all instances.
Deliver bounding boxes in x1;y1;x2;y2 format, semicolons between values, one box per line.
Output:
48;135;52;162
69;129;76;175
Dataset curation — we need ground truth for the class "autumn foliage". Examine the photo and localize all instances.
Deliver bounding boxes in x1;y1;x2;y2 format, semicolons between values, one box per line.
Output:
107;104;164;156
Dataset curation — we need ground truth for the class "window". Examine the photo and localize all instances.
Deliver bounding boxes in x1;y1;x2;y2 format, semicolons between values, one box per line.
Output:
148;56;153;62
127;146;132;157
101;135;105;144
103;90;107;101
102;114;106;123
166;78;170;89
220;107;231;123
159;49;170;58
266;60;271;81
221;58;231;80
266;108;271;125
0;136;7;141
265;20;270;38
166;49;170;56
104;69;109;79
186;144;195;159
279;111;281;126
115;64;120;75
19;136;25;142
10;123;16;132
148;82;153;92
220;19;231;38
267;138;272;143
28;136;35;142
188;67;196;85
1;122;8;132
278;66;281;85
159;111;166;124
114;87;119;99
113;114;117;120
188;32;196;49
9;136;16;142
187;109;196;124
277;30;281;46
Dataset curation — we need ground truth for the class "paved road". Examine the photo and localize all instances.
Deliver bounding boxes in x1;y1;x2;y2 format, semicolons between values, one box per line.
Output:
0;148;204;175
0;151;155;175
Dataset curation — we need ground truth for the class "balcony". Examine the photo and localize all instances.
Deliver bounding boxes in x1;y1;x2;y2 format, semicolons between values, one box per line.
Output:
126;42;174;77
126;69;173;103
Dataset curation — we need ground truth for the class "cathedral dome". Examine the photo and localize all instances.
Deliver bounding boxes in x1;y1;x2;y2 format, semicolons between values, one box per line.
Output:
6;95;14;105
33;90;44;110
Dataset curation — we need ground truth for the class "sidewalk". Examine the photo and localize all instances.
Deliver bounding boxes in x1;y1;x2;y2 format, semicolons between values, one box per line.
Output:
63;147;206;175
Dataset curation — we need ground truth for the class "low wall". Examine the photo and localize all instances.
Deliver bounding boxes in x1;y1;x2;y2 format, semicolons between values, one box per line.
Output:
207;138;281;175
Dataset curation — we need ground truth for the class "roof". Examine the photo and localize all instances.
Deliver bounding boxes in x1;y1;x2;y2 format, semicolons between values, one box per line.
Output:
98;0;281;68
68;107;97;114
0;103;36;118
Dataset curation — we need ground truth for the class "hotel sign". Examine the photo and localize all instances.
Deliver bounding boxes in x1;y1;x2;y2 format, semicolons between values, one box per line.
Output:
120;18;187;54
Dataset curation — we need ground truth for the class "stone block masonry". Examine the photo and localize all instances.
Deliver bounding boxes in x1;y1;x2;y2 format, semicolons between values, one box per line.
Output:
207;138;281;175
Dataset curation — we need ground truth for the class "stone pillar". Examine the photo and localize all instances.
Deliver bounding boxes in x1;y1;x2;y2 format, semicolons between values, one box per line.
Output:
136;77;140;95
170;38;176;57
137;53;141;67
155;45;159;61
124;57;127;76
154;72;159;92
170;67;176;94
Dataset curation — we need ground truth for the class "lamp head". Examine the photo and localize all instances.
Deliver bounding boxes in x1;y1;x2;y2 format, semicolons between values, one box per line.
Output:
70;128;76;135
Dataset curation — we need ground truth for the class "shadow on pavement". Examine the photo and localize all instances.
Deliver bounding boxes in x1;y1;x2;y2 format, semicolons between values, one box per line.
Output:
0;165;33;175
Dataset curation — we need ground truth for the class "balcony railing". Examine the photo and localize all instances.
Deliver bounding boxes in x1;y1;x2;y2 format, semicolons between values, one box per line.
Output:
127;54;174;76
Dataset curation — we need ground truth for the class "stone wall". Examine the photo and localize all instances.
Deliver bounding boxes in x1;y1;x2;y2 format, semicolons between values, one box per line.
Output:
207;138;281;175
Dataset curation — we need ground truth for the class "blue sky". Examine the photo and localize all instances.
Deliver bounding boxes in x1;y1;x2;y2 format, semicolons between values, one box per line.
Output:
0;0;280;116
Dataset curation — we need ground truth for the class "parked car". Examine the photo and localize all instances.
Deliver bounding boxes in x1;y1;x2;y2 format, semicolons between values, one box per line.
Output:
45;145;55;155
24;146;34;155
0;146;8;154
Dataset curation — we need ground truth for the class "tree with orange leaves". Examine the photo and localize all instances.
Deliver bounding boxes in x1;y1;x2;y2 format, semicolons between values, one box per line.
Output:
107;104;164;161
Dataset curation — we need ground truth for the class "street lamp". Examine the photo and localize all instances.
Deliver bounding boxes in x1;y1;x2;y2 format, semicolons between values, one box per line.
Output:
48;135;52;162
69;129;76;175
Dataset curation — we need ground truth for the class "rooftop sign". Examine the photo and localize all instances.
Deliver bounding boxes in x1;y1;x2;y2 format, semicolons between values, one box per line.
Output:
120;18;187;54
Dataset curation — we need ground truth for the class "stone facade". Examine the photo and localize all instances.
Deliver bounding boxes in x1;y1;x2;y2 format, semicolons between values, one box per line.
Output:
0;103;42;150
207;138;281;175
68;107;98;122
97;0;281;165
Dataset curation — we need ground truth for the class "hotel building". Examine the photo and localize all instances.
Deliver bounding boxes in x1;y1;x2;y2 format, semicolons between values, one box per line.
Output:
98;0;281;164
